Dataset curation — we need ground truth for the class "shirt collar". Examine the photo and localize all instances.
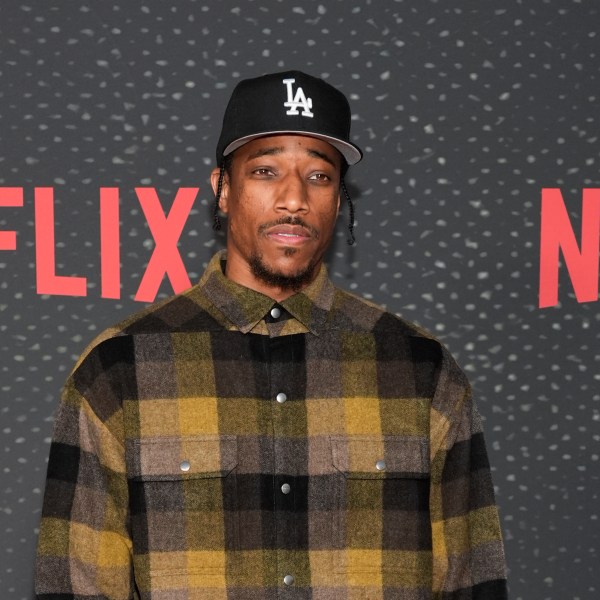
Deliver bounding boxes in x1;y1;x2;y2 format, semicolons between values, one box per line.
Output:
197;250;335;335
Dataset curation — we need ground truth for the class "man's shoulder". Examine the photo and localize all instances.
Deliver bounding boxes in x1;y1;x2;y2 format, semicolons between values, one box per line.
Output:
331;286;466;379
332;285;435;340
69;283;219;376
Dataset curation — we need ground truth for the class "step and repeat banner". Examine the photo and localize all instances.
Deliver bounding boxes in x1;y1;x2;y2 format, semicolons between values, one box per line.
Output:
1;1;598;598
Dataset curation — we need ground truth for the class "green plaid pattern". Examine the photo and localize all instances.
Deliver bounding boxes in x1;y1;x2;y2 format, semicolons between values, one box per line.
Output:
36;250;507;599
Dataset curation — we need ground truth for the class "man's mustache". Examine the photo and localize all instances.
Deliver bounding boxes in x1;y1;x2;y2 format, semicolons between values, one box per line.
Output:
258;216;320;239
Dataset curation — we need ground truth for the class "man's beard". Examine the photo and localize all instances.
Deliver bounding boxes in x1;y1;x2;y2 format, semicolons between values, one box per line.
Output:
248;250;317;293
249;216;321;293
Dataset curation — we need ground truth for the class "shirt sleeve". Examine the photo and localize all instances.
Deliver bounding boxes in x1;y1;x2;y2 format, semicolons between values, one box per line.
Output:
35;341;135;600
429;347;508;599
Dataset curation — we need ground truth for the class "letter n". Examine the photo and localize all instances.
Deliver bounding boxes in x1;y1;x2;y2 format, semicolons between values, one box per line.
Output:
539;188;600;308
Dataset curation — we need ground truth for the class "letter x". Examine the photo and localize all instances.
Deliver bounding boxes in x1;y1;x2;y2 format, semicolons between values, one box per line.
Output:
134;187;197;302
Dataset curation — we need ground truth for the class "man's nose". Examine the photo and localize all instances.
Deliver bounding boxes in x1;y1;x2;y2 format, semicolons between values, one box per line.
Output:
276;173;309;213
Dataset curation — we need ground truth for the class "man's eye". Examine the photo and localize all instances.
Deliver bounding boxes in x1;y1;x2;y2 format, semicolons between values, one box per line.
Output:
253;168;274;176
309;173;330;181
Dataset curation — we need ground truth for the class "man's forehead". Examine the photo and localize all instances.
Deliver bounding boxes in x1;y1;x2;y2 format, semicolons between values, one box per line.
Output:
238;134;342;166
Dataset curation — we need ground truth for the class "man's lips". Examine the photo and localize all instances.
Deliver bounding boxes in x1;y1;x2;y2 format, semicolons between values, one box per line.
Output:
267;225;312;243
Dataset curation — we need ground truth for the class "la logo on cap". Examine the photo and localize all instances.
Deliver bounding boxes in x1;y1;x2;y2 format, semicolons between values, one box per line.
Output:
283;78;314;118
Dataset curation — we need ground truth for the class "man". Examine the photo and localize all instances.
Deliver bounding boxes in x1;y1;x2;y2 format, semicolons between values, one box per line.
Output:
36;71;507;599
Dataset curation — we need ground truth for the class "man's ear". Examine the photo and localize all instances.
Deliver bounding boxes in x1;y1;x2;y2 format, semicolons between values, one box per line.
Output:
210;166;229;213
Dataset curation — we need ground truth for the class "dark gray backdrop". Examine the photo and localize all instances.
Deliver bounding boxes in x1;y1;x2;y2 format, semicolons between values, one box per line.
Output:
1;1;599;598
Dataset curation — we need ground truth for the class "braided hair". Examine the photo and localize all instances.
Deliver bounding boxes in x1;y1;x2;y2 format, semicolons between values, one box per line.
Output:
212;153;233;231
212;165;225;231
341;178;355;246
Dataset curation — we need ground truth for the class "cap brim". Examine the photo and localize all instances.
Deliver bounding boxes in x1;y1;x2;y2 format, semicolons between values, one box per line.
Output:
223;130;362;165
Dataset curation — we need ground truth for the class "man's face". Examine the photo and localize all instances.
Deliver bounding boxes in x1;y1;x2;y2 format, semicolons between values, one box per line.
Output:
210;134;342;300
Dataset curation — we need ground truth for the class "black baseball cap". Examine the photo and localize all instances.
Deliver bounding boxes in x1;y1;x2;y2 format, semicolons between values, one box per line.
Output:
216;70;362;166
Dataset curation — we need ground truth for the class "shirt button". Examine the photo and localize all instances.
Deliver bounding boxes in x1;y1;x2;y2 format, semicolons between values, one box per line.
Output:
375;460;386;471
276;392;287;403
283;574;294;585
180;460;191;472
270;306;282;319
281;483;291;494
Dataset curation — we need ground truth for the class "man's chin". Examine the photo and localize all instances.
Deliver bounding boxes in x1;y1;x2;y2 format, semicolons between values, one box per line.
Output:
249;254;316;293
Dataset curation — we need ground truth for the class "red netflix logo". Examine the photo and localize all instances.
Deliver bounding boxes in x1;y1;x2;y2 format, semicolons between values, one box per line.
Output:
0;186;198;303
539;188;600;308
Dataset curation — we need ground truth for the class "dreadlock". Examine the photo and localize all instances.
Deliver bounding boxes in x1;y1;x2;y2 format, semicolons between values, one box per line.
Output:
212;165;225;231
213;154;233;231
341;178;355;245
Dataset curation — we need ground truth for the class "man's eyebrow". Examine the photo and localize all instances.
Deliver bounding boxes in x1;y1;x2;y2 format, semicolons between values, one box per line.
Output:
246;147;283;161
307;148;336;168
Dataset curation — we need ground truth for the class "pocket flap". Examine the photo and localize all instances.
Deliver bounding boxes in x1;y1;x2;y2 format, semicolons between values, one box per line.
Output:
331;435;429;479
129;435;237;481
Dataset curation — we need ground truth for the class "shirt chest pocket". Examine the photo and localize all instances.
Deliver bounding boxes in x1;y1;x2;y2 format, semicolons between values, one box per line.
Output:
127;436;239;587
129;435;237;481
330;435;432;577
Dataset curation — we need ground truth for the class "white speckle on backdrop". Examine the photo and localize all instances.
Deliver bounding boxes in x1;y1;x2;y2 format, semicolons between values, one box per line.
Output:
1;1;599;598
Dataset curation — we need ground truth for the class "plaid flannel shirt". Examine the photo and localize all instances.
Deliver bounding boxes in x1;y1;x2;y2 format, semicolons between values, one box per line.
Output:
36;250;507;599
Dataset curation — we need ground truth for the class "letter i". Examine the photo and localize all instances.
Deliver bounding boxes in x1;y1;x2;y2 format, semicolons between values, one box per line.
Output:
100;187;120;299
